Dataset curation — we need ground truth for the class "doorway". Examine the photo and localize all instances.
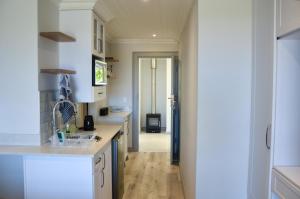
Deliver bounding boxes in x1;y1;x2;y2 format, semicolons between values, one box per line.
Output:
139;57;172;152
132;52;180;164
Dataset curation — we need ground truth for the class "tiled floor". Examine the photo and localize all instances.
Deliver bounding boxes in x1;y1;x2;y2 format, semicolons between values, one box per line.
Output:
139;132;171;152
123;152;184;199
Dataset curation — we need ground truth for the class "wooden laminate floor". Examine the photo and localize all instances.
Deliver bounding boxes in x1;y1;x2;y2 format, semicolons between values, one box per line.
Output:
123;152;185;199
139;132;171;152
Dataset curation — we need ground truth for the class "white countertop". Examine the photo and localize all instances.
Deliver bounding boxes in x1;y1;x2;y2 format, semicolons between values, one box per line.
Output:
97;111;131;124
0;124;122;157
99;111;131;119
274;167;300;190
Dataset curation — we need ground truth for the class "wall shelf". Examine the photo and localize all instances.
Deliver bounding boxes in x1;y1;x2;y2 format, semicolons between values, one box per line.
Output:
40;69;76;75
105;57;119;63
40;32;76;42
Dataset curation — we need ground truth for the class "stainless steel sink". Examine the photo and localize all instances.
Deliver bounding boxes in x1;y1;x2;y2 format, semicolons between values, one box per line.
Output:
51;132;98;147
66;133;95;140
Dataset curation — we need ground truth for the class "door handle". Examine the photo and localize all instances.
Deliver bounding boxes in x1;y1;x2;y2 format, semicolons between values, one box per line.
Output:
265;124;271;150
102;153;105;170
101;169;104;188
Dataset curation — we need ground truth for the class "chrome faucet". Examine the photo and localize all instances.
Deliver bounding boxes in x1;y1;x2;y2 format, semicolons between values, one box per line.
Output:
52;100;77;136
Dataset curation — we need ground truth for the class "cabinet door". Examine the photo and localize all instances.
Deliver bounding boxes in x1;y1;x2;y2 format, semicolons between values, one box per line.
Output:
124;120;128;161
93;15;98;55
103;144;112;199
94;164;103;199
93;86;106;102
97;20;105;57
249;0;274;199
92;14;105;58
277;0;300;37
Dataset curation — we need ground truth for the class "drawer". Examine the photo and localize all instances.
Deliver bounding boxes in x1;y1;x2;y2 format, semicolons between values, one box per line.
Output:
277;0;300;37
93;86;106;101
272;170;300;199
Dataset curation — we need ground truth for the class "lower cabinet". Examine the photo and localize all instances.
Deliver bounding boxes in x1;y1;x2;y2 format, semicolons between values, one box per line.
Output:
98;113;131;162
94;143;112;199
24;143;112;199
272;168;300;199
123;119;128;161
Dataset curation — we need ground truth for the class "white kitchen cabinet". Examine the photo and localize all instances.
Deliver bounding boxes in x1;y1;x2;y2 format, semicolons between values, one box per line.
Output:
24;142;112;199
272;167;300;199
248;0;275;199
97;112;131;161
94;156;103;199
92;14;105;59
250;1;300;199
60;10;106;103
94;86;107;102
94;143;112;199
24;156;94;199
123;119;128;161
277;0;300;37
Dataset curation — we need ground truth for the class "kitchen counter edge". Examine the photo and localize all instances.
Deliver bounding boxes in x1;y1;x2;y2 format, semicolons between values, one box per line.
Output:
0;124;122;157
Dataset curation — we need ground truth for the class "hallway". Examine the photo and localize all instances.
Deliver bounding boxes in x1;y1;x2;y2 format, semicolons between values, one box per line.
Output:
139;132;171;152
123;152;184;199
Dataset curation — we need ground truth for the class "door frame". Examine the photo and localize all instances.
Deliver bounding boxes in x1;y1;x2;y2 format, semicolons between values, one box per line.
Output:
132;52;179;152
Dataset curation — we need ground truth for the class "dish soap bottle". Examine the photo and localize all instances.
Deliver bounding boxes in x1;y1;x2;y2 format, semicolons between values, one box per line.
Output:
66;123;71;134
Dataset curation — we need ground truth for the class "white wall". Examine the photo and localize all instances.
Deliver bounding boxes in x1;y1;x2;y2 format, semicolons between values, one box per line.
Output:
38;0;60;91
196;0;252;198
0;0;40;145
140;58;152;128
108;41;178;110
178;2;198;199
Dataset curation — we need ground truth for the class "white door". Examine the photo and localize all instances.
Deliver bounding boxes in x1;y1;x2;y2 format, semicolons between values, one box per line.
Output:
248;0;275;199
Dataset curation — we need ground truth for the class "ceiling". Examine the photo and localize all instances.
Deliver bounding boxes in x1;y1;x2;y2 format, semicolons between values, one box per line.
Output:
97;0;195;41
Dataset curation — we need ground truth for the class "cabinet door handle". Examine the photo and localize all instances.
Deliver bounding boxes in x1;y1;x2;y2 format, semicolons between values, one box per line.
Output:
95;157;101;165
101;169;104;188
98;39;101;53
98;92;103;95
103;153;105;170
266;124;271;150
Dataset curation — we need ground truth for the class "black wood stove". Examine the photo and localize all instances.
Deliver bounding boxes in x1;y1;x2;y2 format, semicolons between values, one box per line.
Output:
146;113;161;133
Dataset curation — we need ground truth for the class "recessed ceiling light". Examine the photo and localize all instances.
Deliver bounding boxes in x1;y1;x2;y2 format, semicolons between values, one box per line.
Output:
142;0;150;2
152;34;157;38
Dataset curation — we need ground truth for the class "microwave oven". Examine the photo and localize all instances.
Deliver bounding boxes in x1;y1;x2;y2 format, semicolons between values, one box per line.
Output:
92;55;107;86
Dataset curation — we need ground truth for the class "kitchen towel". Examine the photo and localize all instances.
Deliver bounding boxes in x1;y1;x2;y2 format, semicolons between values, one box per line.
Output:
58;74;75;124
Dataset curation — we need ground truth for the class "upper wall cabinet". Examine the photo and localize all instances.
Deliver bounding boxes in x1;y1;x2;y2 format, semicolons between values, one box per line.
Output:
277;0;300;38
59;10;106;103
93;14;105;58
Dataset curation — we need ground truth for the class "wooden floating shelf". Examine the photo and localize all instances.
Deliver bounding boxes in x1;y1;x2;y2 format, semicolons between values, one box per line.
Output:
40;69;76;75
40;32;76;42
105;57;119;63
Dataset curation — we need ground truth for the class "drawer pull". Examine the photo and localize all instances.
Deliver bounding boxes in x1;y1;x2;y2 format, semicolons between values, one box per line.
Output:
266;124;271;150
95;157;102;165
